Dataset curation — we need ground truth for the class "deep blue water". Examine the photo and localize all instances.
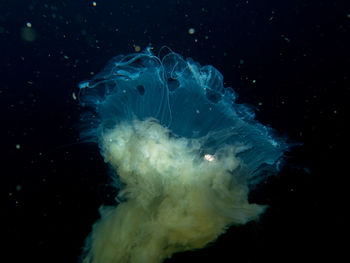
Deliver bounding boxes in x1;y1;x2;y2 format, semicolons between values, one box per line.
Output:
1;0;348;262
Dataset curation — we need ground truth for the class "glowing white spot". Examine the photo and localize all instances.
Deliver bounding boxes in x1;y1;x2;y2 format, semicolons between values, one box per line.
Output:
92;1;97;6
15;144;21;149
72;92;77;100
204;154;215;162
26;22;32;28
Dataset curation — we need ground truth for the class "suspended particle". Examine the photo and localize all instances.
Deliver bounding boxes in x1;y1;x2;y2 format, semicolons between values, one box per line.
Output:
188;28;195;34
21;27;37;42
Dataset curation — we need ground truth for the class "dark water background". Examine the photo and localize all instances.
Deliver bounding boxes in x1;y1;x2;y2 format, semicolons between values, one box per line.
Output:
1;0;348;262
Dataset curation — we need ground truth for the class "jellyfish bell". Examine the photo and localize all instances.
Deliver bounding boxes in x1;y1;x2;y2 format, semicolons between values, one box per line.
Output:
79;47;288;263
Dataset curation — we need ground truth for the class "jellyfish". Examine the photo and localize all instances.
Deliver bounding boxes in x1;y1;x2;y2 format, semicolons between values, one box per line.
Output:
78;47;288;263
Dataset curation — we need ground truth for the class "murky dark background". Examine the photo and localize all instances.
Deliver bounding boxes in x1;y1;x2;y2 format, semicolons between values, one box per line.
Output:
1;0;348;262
